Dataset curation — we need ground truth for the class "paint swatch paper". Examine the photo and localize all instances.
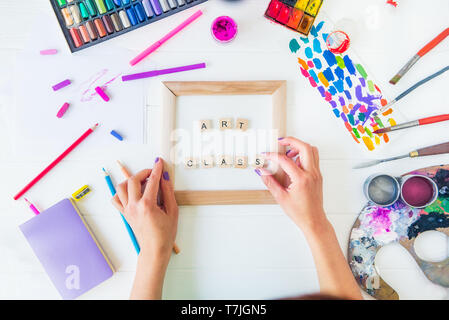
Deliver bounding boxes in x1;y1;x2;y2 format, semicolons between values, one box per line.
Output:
289;19;402;152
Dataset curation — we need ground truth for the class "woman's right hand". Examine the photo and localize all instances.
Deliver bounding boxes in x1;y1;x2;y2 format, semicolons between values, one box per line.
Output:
256;137;328;235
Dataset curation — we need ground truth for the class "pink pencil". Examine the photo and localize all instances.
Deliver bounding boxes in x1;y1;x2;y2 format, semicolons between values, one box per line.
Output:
130;10;203;66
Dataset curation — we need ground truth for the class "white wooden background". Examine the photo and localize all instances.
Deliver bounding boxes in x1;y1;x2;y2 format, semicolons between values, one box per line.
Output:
0;0;449;300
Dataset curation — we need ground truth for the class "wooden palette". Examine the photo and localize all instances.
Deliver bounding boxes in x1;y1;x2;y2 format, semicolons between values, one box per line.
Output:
348;165;449;300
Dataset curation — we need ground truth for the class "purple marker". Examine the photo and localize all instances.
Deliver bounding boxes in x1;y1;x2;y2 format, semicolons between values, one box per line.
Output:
122;63;206;81
52;79;71;91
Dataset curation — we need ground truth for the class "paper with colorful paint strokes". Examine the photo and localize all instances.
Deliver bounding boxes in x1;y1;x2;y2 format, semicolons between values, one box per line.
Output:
348;165;449;300
289;19;400;152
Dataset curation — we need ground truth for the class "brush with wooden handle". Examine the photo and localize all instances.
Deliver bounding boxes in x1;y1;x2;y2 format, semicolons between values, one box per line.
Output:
373;114;449;134
354;141;449;169
390;28;449;85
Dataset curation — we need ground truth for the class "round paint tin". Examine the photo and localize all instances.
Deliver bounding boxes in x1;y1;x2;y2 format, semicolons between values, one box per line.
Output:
211;16;238;43
400;175;439;208
364;174;400;207
326;31;351;54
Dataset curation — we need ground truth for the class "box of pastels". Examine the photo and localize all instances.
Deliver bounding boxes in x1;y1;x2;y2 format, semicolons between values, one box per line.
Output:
50;0;208;52
264;0;323;36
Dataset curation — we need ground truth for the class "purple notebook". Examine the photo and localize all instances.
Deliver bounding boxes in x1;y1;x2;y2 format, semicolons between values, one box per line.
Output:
20;198;114;300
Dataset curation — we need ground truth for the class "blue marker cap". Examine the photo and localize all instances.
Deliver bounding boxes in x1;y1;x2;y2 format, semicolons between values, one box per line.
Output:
110;130;124;141
122;0;131;5
113;0;121;6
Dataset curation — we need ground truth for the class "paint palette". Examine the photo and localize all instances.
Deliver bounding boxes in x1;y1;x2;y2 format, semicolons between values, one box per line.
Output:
264;0;323;36
349;165;449;300
50;0;208;52
289;19;400;152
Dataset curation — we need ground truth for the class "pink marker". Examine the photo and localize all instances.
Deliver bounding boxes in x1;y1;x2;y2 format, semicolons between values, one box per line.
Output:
130;10;203;66
57;102;70;118
95;86;110;102
24;198;40;215
40;49;58;55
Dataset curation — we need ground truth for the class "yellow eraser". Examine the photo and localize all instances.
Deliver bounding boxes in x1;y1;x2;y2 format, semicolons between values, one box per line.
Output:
72;185;91;201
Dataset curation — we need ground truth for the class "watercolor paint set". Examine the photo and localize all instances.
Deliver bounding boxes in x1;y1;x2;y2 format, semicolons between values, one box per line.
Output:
50;0;208;52
264;0;323;36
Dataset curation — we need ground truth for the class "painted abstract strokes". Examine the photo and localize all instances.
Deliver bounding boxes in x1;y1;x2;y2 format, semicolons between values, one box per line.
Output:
348;166;449;300
289;20;397;152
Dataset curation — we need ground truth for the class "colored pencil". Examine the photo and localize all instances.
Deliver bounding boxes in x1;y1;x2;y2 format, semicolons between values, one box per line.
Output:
122;63;206;82
103;168;141;254
13;124;99;200
24;198;40;215
390;28;449;84
115;160;180;255
354;141;449;169
374;114;449;134
381;66;449;112
129;10;203;66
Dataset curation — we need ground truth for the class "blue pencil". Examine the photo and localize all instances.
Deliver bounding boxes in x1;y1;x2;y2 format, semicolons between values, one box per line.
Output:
102;168;140;254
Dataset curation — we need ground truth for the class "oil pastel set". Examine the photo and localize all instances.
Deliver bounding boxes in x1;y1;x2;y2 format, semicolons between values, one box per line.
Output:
50;0;208;52
289;19;400;152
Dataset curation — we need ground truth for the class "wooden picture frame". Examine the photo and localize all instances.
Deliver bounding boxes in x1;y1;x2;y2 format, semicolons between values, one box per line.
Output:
160;81;287;206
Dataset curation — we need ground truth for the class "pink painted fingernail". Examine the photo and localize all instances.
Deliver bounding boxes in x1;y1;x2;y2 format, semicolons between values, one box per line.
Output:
163;171;170;181
286;150;291;155
278;137;284;140
255;169;261;176
155;157;160;163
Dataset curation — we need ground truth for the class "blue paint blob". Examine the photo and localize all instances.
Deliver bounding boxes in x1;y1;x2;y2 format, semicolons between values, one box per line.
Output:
328;86;337;95
313;58;322;69
350;103;362;116
344;90;352;100
310;25;318;37
110;130;124;141
300;37;309;44
323;50;337;67
340;112;348;122
315;21;325;33
359;77;366;87
333;108;340;117
322;68;335;81
313;38;322;53
289;39;300;53
334;66;345;80
334;80;344;93
322;33;329;42
345;76;353;88
339;96;346;106
305;47;313;59
308;69;319;83
343;55;356;75
329;100;337;108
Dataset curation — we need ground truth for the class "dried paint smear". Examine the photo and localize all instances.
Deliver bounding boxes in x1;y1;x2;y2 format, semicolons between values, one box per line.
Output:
289;20;396;152
349;167;449;300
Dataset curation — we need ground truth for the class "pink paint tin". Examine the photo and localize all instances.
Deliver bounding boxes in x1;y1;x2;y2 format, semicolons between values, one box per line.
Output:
211;16;238;43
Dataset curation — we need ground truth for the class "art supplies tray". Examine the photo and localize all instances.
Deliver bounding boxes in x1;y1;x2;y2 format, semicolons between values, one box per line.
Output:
50;0;208;53
348;165;449;300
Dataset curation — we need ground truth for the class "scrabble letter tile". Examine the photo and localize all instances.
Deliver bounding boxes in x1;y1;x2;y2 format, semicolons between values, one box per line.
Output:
234;156;248;169
184;157;198;169
201;156;214;168
236;118;249;131
199;120;211;131
219;118;233;130
218;155;233;168
252;156;265;168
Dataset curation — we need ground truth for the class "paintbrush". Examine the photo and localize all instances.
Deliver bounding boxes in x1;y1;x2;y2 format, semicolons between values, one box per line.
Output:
373;114;449;134
380;66;449;113
390;28;449;85
353;141;449;169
